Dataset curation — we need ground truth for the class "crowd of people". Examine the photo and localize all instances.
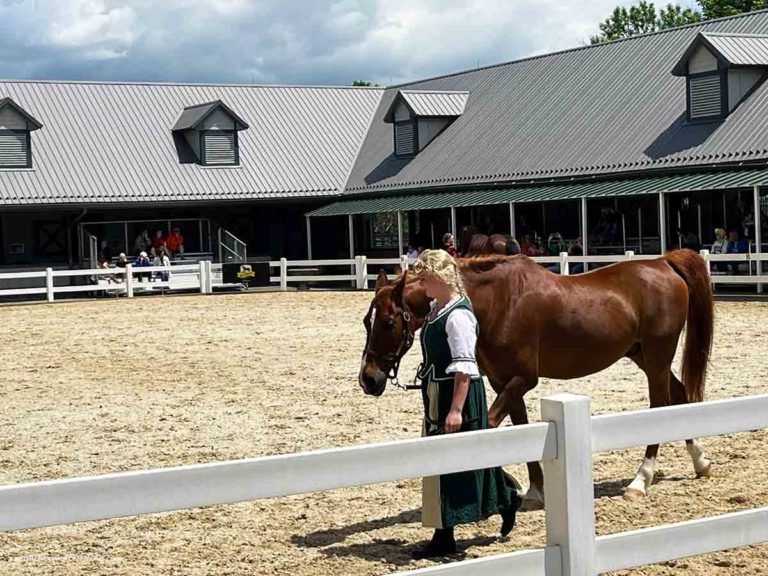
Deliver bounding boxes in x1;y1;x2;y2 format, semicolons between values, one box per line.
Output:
97;227;186;283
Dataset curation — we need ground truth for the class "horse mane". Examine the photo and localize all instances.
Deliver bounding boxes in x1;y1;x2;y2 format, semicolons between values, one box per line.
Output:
459;254;525;274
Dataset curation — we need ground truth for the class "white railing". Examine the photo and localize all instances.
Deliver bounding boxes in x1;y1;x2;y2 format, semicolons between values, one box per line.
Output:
0;261;216;301
0;392;765;575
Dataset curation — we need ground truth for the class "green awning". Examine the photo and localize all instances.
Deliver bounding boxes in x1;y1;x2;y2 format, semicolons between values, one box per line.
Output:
307;167;768;217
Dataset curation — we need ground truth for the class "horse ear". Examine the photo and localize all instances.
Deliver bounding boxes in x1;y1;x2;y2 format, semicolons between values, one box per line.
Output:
391;272;407;303
374;269;389;294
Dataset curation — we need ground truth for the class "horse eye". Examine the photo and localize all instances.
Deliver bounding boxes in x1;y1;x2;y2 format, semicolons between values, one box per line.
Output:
385;319;395;328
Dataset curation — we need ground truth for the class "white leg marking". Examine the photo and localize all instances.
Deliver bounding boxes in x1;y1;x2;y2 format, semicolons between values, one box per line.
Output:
687;440;712;476
523;483;545;506
627;456;656;495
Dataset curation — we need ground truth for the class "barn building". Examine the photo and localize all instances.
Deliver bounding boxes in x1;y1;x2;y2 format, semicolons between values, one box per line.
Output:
3;10;768;270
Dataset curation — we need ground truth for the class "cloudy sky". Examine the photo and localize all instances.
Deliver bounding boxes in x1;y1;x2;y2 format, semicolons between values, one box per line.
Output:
0;0;676;86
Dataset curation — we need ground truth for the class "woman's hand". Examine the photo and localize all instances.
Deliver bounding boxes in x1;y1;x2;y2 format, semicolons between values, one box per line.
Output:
445;409;463;433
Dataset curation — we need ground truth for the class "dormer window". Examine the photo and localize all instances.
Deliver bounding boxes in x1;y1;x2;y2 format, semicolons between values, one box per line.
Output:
172;100;248;166
0;97;43;169
672;32;768;122
384;90;469;157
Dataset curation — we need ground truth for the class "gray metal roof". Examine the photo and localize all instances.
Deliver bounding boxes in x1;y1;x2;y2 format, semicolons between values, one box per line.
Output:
0;81;382;206
345;10;768;195
383;90;469;122
702;32;768;66
171;100;249;132
0;97;43;130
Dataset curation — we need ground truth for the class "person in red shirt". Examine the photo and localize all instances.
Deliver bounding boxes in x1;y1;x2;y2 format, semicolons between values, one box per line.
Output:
166;227;184;256
442;233;458;257
152;230;165;250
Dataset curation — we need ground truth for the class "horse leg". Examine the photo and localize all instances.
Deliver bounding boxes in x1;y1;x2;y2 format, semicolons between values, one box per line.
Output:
624;365;671;501
488;375;544;511
670;373;713;478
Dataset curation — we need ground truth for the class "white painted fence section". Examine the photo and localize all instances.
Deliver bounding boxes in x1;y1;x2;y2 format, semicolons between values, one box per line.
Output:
1;393;767;576
0;261;215;301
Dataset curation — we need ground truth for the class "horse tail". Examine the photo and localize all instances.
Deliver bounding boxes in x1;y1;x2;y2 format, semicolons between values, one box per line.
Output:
664;249;714;403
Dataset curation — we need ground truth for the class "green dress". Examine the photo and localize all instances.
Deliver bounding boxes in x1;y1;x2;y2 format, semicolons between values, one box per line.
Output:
417;295;521;529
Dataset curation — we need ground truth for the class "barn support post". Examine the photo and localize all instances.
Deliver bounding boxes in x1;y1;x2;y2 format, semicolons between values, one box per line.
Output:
348;214;355;289
509;202;516;238
306;216;313;260
659;192;667;254
45;268;54;303
125;264;134;298
450;206;457;243
580;197;588;272
753;186;763;293
397;210;404;256
542;394;596;576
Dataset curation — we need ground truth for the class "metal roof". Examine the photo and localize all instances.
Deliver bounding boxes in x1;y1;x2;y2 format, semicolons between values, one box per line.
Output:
383;90;469;122
0;81;383;206
345;10;768;195
171;100;249;132
309;167;768;217
672;32;768;75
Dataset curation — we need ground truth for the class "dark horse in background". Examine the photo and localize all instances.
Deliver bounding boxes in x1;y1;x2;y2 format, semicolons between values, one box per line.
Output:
358;250;714;511
459;226;520;257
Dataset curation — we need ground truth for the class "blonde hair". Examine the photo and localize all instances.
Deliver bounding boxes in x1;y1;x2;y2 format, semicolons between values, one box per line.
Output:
413;249;464;293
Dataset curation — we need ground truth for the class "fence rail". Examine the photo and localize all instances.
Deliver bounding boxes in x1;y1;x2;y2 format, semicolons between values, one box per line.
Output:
1;392;766;575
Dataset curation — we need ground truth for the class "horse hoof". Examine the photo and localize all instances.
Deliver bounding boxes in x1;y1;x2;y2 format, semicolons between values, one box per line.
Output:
518;498;545;512
696;463;713;478
623;488;646;501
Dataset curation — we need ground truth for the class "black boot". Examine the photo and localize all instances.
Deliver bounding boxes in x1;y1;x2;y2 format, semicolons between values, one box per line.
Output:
412;528;457;558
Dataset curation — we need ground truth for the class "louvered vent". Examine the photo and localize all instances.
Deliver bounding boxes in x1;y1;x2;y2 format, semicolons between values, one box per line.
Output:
689;75;722;119
203;132;237;165
0;131;29;168
395;122;416;156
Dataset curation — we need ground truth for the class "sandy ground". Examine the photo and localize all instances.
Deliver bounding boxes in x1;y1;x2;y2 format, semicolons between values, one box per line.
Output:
0;291;766;576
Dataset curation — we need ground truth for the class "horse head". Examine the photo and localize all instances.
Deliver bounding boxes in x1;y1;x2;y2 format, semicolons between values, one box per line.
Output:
358;270;429;396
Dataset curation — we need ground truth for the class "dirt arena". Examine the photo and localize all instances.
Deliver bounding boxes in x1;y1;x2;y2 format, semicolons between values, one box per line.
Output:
0;291;766;575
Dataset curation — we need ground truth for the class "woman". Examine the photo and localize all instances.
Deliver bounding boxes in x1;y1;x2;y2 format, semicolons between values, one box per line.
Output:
412;249;521;558
442;233;458;257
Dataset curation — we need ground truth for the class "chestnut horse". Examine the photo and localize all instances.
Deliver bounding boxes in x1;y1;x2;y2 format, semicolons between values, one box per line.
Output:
358;250;714;510
459;226;518;257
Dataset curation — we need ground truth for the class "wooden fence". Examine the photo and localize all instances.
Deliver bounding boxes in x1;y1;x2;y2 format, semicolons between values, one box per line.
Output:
1;393;766;575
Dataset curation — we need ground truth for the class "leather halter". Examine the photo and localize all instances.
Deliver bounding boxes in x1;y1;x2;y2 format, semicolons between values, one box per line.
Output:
362;299;418;390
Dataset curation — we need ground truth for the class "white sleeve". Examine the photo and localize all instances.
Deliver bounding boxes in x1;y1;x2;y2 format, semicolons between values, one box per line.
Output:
445;308;480;377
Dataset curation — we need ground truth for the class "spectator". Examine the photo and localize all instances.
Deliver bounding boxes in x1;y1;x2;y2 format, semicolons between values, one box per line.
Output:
546;232;566;256
160;246;172;281
112;252;128;283
98;239;112;265
133;229;151;256
134;250;151;282
166;227;185;256
152;230;165;250
442;233;458;257
407;244;420;259
522;235;545;257
727;228;749;275
711;228;729;254
569;238;584;274
152;247;171;281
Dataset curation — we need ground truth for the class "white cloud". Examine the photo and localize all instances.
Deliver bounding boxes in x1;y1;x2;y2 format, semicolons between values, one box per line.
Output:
0;0;641;84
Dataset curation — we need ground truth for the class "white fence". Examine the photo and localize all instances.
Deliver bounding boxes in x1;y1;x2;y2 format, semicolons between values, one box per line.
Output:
1;392;766;575
0;261;217;301
269;250;768;291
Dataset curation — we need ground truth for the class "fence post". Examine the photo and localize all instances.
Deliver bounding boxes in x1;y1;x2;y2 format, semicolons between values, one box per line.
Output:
355;256;364;290
125;264;134;298
199;260;207;294
400;254;409;272
541;393;596;576
280;258;288;291
45;268;54;303
206;261;214;294
362;256;369;290
700;249;713;291
625;250;634;261
559;252;569;276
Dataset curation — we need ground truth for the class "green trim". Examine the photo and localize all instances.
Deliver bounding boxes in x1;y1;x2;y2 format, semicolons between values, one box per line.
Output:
307;166;768;217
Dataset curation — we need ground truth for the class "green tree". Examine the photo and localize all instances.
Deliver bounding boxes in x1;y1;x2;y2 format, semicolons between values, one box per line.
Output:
590;2;701;44
352;80;378;87
698;0;768;18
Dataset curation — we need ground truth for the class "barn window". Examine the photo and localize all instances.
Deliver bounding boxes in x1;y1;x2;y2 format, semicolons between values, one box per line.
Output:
687;71;725;120
201;130;238;166
0;97;43;169
394;120;417;157
171;100;248;166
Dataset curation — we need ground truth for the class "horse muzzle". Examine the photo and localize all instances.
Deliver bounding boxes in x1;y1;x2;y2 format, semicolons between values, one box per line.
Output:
359;364;387;396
